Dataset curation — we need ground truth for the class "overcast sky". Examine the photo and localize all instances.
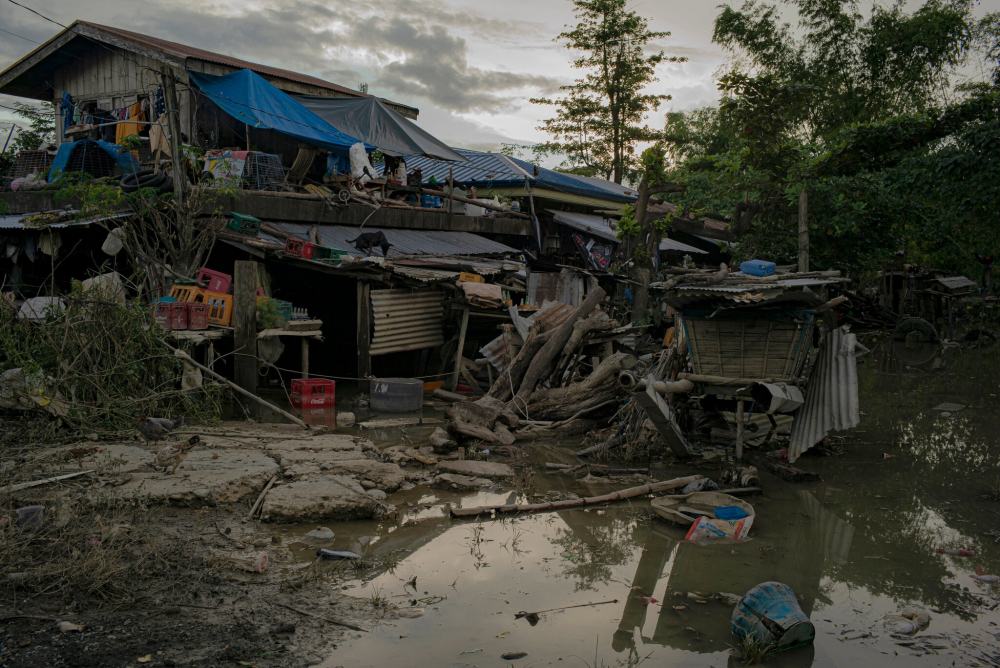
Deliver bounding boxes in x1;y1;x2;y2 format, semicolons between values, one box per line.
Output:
1;0;997;151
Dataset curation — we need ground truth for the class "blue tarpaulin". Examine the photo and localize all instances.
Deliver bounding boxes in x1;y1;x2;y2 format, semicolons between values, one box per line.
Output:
188;69;363;151
48;139;140;182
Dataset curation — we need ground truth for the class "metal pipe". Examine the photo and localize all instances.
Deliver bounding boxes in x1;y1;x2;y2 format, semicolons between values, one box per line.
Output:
618;371;693;395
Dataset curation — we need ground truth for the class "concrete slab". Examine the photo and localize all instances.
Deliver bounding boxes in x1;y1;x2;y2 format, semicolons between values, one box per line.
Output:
437;460;514;479
114;449;279;505
261;475;379;522
433;473;494;491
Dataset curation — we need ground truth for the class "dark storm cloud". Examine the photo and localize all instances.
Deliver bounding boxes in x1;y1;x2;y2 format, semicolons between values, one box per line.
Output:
0;0;557;114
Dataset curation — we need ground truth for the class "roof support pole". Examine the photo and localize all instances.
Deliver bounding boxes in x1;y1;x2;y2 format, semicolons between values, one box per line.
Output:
798;188;809;273
159;65;186;208
356;281;372;394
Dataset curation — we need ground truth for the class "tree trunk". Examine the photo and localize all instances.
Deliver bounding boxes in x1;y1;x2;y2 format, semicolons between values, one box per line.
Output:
529;352;633;420
487;327;552;401
512;288;607;409
630;176;652;324
548;311;613;385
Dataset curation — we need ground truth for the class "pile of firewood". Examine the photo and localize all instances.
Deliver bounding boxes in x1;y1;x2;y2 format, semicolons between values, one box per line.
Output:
445;287;636;445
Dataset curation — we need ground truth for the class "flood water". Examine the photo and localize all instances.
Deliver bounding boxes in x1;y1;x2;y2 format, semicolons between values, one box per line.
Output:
313;342;1000;667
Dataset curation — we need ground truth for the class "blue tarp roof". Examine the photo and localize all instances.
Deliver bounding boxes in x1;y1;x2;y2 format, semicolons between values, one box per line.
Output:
399;148;638;204
188;69;363;151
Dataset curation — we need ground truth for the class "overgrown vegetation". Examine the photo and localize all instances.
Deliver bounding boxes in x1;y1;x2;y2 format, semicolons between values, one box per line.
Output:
0;290;221;444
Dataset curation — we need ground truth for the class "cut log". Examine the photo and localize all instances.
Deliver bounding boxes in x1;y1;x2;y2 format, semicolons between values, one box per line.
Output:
488;326;551;401
526;353;632;421
548;311;614;385
512;288;606;408
448;419;515;445
450;474;705;518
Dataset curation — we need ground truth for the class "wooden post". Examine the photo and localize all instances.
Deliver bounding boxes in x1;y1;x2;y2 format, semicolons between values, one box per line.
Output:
300;338;310;379
449;307;470;391
735;399;745;463
159;66;186;206
233;261;258;403
447;166;454;223
798;188;809;273
356;281;371;392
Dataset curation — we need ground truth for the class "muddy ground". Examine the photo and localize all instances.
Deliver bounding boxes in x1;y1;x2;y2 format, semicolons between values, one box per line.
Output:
3;341;1000;667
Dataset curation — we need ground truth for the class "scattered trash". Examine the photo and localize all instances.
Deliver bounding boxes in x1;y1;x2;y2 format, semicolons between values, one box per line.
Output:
14;505;44;529
883;608;931;635
304;527;335;542
501;651;528;660
731;582;815;652
56;621;84;633
316;549;362;560
395;607;424;619
935;547;974;557
136;655;152;664
932;402;966;413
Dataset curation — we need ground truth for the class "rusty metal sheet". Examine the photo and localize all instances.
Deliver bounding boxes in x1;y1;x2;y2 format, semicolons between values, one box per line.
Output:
369;288;444;355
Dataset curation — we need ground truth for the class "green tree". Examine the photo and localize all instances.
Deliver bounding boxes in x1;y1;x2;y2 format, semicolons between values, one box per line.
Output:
658;0;996;277
531;0;683;183
8;102;55;154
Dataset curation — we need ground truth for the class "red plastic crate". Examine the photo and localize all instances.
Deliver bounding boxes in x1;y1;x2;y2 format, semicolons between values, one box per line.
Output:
196;267;232;293
154;303;171;329
164;303;188;330
284;238;316;259
187;302;210;330
290;379;336;408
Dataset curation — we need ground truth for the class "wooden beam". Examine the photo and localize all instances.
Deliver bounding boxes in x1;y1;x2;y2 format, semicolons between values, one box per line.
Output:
356;281;371;392
449;307;470;392
233;261;258;402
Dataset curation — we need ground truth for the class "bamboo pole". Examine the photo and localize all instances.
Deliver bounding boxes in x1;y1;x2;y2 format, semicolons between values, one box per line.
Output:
166;346;310;429
450;474;704;518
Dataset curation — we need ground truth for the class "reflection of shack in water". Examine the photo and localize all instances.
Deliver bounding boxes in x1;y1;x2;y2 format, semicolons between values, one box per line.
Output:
611;491;853;658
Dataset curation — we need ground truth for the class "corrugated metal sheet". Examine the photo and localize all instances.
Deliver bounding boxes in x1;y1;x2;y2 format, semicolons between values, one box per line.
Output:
788;327;861;462
388;266;460;283
265;223;518;257
548;210;706;254
0;211;130;230
369;288;444;355
401;148;637;203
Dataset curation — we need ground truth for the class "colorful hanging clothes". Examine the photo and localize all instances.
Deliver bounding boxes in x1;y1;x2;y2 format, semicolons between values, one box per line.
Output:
115;101;144;144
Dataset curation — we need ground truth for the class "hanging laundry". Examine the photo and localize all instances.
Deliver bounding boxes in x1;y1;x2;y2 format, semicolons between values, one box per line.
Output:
153;87;165;117
60;92;74;136
115;101;144;144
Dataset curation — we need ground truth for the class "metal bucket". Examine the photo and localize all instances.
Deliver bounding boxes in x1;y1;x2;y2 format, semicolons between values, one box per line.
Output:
730;581;815;650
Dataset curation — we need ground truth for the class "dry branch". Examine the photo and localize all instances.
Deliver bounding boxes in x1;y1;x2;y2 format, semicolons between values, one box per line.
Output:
450;474;704;518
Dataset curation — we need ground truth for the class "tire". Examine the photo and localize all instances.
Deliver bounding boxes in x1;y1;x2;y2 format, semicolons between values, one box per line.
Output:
121;169;171;193
893;317;938;343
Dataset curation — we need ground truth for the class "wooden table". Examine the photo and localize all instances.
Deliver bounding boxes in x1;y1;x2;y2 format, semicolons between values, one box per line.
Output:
257;328;324;378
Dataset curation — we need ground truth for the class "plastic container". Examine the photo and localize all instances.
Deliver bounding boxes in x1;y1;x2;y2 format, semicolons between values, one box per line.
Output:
370;378;423;412
740;259;776;277
187;302;210;330
731;582;815;651
226;212;261;236
170;284;203;303
163;302;188;329
291;379;336;408
201;291;233;327
285;238;317;259
154;302;171;329
196;267;232;293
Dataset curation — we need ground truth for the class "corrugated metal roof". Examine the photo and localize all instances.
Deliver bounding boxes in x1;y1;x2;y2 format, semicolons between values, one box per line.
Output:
402;149;637;204
550;210;618;243
265;223;519;256
0;211;130;230
549;209;707;254
788;327;861;462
